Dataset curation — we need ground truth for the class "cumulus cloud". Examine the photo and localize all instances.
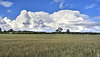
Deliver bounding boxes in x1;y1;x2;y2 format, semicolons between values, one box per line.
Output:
85;4;96;9
1;10;100;32
0;17;11;30
0;0;13;7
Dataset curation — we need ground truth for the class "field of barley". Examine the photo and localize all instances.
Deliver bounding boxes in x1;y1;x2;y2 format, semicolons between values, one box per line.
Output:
0;34;100;57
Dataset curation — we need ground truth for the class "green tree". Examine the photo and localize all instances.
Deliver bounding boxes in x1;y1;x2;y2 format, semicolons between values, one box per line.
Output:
0;28;2;32
4;30;6;32
55;27;63;33
8;29;14;32
55;29;59;33
66;29;70;34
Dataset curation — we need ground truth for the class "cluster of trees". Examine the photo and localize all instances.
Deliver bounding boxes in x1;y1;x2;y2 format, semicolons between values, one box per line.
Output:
0;27;70;34
55;27;70;34
0;27;70;33
0;27;100;35
0;28;14;32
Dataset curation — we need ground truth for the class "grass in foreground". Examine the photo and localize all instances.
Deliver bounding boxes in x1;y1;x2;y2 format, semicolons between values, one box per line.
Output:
0;34;100;57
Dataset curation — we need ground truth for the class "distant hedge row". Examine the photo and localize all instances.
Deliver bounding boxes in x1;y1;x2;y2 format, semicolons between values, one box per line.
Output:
0;28;100;35
0;31;100;35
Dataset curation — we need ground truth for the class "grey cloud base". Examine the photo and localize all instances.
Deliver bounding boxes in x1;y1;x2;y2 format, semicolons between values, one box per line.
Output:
0;10;100;32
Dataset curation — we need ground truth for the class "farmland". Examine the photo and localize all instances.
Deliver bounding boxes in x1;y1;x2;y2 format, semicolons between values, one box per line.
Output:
0;34;100;57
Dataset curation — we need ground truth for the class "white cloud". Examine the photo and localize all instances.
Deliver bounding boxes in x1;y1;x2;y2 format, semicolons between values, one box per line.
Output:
0;17;11;30
59;2;64;9
93;16;100;19
85;4;96;9
53;0;64;3
51;0;65;9
0;0;13;7
1;10;100;32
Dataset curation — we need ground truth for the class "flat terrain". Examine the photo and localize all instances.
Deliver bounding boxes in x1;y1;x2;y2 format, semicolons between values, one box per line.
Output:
0;34;100;57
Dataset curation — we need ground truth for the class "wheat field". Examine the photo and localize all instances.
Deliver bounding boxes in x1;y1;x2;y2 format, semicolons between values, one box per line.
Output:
0;34;100;57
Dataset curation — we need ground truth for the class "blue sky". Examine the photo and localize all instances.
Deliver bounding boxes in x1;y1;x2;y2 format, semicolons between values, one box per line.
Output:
0;0;100;32
0;0;100;20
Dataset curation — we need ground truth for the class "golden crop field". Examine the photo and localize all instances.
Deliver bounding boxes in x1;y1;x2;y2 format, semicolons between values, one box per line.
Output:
0;34;100;57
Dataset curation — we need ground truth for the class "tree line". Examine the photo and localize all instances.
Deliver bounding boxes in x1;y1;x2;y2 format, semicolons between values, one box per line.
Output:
0;27;70;34
0;27;100;35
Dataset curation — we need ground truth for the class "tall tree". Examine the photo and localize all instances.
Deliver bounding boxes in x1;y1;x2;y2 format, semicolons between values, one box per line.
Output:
55;27;63;33
0;28;1;32
8;29;14;32
66;29;70;34
58;27;63;32
4;30;6;32
55;29;59;33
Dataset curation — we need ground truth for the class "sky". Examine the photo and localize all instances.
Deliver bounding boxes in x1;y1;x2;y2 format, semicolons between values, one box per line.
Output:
0;0;100;32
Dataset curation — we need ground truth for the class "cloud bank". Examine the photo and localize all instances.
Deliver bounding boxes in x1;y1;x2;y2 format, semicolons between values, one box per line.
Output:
1;10;100;32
